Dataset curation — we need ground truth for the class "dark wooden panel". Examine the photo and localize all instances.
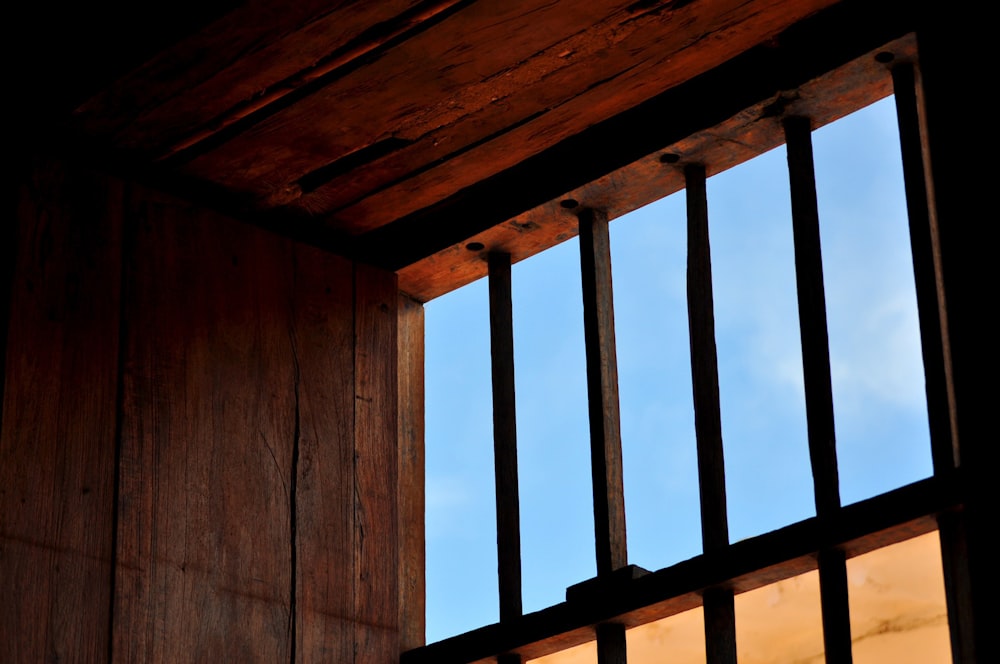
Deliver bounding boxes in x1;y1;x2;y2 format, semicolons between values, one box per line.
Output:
292;245;356;663
77;0;438;151
398;293;426;651
113;190;295;662
0;158;122;663
353;262;401;661
223;0;838;228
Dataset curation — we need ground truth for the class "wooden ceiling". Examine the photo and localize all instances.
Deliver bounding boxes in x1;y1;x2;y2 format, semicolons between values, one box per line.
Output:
19;0;916;300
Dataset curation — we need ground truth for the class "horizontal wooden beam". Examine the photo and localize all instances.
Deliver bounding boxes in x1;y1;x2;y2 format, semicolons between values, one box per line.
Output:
401;472;964;664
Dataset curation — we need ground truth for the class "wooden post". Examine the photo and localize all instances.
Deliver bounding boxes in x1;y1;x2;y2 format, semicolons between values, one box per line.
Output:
578;208;629;664
488;252;523;626
784;116;852;664
577;208;628;577
685;163;737;663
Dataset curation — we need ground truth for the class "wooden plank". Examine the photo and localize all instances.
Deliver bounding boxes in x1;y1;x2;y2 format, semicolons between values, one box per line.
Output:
403;474;959;664
113;190;294;662
282;0;841;229
684;163;729;554
1;158;122;663
292;245;356;664
889;61;957;473
488;252;523;623
77;0;442;151
398;293;426;652
379;9;919;298
577;207;627;577
685;163;736;664
353;262;401;662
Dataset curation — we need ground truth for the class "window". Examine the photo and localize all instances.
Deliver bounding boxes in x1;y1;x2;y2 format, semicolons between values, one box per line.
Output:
412;24;971;664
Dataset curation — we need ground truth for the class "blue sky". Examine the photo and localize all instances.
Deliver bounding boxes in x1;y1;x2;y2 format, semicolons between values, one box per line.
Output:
422;95;932;643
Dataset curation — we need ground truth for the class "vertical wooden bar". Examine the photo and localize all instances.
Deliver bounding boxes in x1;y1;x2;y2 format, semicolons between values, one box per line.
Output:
685;164;737;664
577;207;628;578
890;62;957;473
783;116;841;518
595;623;628;664
578;208;629;664
703;587;737;664
398;293;426;652
784;116;852;664
488;252;523;624
684;163;730;554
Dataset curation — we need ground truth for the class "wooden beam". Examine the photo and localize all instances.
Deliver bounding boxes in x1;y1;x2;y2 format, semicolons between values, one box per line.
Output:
684;163;729;553
577;208;628;577
783;115;851;663
685;163;736;664
488;252;523;624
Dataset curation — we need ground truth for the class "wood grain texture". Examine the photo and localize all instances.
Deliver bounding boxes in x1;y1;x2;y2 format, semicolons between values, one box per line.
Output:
293;244;356;664
1;157;122;663
577;207;627;577
353;262;401;663
398;293;426;652
113;190;295;662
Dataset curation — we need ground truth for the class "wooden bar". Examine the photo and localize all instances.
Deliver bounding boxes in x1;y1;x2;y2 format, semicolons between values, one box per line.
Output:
783;115;841;517
1;159;122;663
595;623;627;664
784;116;853;663
685;163;736;664
889;62;957;473
488;252;523;624
817;548;852;664
684;163;729;553
353;262;401;662
577;207;628;577
703;588;737;664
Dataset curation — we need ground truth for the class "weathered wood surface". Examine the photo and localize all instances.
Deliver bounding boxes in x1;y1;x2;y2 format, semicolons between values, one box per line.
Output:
577;208;628;577
393;27;916;301
353;262;401;663
684;163;729;555
1;159;123;663
397;293;426;652
113;190;297;662
292;245;356;664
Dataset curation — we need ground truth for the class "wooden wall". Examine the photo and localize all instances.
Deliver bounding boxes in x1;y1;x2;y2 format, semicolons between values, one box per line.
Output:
1;155;422;663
